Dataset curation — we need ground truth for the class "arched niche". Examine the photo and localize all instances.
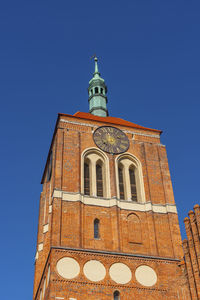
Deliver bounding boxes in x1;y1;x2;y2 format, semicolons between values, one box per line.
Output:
127;213;142;244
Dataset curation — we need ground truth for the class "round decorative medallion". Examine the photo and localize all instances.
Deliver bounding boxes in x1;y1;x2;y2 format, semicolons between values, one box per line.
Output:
93;126;129;154
135;265;157;287
56;257;80;279
83;260;106;282
109;262;132;284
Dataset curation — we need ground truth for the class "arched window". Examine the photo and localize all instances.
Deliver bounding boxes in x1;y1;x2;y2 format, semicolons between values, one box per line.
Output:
129;167;137;201
118;166;124;200
116;154;145;203
114;291;120;300
100;87;103;94
90;89;93;95
84;162;90;195
82;148;111;198
94;218;100;239
95;87;99;94
96;163;103;197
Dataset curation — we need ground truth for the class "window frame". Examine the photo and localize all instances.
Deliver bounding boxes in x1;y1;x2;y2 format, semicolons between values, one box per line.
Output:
81;148;111;198
115;153;145;203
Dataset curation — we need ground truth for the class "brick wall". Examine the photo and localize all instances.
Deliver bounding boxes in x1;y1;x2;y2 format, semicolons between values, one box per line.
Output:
183;204;200;299
33;113;191;299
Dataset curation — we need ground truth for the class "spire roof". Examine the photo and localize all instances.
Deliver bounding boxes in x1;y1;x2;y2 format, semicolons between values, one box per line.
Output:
94;56;99;75
89;56;105;84
88;56;108;117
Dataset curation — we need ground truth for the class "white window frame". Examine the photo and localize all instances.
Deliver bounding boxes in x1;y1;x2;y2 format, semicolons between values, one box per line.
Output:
81;147;111;198
115;153;146;203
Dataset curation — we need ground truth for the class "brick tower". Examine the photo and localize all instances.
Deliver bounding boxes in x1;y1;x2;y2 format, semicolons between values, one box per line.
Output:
182;205;200;299
33;58;191;299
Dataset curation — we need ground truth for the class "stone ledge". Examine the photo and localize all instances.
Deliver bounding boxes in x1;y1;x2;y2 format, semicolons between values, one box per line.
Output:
52;190;177;214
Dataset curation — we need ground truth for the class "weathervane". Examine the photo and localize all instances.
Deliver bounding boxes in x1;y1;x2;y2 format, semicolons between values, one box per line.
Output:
90;54;97;61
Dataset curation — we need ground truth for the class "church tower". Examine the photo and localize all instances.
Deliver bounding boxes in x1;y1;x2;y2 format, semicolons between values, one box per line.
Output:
33;58;190;299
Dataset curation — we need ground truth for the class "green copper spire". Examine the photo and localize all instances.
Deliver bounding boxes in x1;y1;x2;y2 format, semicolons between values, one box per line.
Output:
88;56;108;117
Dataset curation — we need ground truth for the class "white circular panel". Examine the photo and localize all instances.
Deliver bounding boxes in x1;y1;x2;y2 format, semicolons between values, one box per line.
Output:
56;257;80;279
135;265;157;287
109;263;132;284
83;260;106;282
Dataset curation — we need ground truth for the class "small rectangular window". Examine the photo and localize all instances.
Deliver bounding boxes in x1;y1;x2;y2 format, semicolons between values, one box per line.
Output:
94;219;100;239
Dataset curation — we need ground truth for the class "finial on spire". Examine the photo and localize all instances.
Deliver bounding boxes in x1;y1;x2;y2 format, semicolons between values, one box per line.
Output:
90;54;100;75
94;56;99;74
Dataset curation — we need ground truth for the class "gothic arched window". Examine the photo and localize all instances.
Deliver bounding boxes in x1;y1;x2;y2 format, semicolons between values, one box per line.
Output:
94;218;100;239
129;167;137;201
114;291;120;300
84;162;90;195
116;154;145;203
118;166;124;200
96;163;103;197
82;148;111;198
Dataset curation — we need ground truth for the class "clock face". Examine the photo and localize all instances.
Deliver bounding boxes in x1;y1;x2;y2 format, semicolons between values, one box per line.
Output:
93;126;129;154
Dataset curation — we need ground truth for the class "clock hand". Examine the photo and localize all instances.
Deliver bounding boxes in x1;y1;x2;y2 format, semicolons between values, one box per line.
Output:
102;139;108;145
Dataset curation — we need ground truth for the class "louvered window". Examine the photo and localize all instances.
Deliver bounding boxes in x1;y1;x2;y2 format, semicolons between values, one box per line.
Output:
129;168;137;201
96;164;103;197
118;167;124;200
84;162;90;195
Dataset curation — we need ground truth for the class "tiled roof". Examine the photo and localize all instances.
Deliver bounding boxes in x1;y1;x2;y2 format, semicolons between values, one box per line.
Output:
60;111;162;134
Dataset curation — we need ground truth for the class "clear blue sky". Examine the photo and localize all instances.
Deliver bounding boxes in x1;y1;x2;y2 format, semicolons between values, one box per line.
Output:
1;1;200;299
